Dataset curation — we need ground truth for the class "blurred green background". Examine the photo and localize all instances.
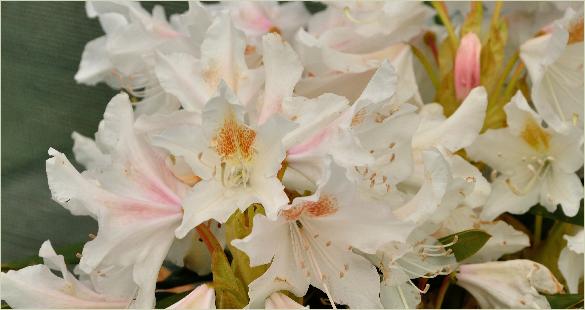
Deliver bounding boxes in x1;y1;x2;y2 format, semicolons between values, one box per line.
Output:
1;1;188;262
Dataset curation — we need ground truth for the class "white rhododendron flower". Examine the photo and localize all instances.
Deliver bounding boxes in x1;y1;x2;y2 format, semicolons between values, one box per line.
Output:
456;260;563;308
520;8;584;133
558;229;584;294
467;91;583;220
167;284;216;309
46;93;191;308
1;241;134;308
233;163;415;308
3;1;583;309
152;83;292;235
155;13;264;112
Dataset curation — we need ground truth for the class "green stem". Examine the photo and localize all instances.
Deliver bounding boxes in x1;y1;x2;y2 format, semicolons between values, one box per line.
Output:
435;275;451;309
431;1;459;51
411;44;440;90
533;214;543;247
491;50;519;102
484;61;525;129
502;62;525;100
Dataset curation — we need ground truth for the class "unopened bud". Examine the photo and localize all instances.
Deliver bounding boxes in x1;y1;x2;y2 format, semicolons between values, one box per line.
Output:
455;32;481;101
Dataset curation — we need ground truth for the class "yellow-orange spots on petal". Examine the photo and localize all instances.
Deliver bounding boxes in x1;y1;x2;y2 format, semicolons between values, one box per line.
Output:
203;63;220;90
268;26;282;35
245;44;256;55
177;174;202;187
281;196;338;220
520;118;550;152
568;18;584;44
351;108;367;127
281;206;305;221
304;196;338;218
215;116;257;160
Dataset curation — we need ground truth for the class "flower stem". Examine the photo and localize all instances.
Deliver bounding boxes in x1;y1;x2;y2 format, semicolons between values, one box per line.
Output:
431;1;459;51
502;62;525;101
484;61;525;129
435;275;451;309
411;44;440;90
533;214;543;247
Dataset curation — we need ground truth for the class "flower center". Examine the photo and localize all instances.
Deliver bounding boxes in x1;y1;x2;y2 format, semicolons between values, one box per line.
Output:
520;118;550;152
506;156;554;195
214;116;257;188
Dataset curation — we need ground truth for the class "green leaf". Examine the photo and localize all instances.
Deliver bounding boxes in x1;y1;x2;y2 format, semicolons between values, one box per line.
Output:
545;294;584;309
155;290;191;309
480;15;508;93
439;229;491;261
225;206;269;289
1;241;84;272
211;249;249;308
529;204;584;227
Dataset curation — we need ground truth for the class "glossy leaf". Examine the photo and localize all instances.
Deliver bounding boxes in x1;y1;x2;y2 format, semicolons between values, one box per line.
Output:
545;294;584;309
439;229;491;261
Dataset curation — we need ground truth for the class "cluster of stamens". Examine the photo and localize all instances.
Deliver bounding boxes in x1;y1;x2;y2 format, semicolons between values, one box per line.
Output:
504;155;554;196
213;116;257;188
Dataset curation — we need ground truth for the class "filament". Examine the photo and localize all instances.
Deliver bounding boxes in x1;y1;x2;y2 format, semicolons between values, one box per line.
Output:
343;7;378;25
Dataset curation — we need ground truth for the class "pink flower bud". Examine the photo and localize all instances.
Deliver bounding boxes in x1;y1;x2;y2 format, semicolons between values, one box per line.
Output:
454;32;481;101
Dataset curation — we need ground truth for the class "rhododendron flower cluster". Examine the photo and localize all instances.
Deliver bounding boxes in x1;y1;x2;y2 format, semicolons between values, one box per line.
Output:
1;1;583;309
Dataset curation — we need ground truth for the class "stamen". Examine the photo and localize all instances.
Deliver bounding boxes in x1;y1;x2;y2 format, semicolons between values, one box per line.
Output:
292;224;338;310
419;236;458;249
342;6;378;25
505;159;551;195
